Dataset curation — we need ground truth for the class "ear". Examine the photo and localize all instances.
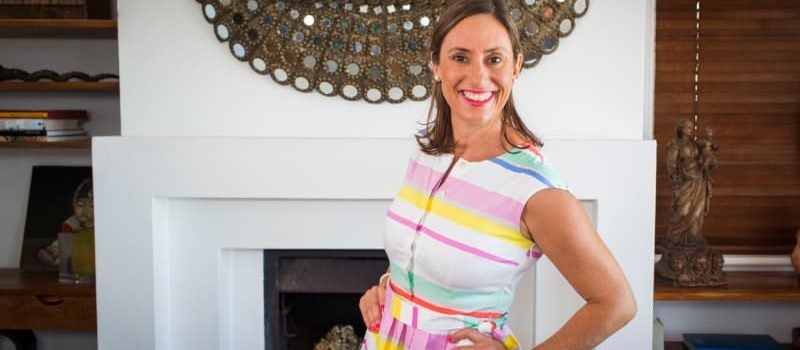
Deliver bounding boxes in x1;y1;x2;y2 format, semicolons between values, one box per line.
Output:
429;52;440;80
514;52;524;80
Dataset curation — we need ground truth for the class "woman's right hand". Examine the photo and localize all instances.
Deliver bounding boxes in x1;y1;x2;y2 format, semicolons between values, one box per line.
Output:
359;284;386;332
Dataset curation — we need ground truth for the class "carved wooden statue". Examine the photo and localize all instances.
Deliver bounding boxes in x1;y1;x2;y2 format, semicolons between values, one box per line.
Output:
655;119;726;286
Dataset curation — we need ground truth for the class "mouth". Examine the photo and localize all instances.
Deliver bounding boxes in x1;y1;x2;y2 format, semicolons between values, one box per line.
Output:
460;90;495;107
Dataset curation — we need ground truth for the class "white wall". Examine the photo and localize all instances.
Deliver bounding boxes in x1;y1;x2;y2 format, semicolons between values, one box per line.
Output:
117;0;648;140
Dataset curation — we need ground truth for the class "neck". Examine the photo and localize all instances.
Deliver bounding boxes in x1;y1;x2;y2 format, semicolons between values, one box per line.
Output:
451;115;523;161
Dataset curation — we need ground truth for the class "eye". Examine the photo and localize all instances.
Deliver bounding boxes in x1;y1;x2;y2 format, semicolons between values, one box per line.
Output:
451;54;467;63
488;55;503;65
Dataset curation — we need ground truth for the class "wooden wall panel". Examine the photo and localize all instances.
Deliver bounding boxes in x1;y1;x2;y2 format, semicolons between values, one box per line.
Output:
655;0;800;254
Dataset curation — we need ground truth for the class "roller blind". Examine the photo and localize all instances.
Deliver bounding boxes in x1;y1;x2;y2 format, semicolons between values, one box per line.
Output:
654;0;800;254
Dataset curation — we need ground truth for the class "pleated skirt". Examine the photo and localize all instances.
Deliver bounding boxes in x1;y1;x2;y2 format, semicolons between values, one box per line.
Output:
360;284;520;350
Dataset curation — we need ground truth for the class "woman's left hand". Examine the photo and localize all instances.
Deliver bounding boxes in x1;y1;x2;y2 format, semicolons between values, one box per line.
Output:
449;329;505;349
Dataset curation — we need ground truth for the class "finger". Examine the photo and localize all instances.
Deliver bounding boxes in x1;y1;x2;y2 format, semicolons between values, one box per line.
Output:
449;328;485;343
377;283;386;307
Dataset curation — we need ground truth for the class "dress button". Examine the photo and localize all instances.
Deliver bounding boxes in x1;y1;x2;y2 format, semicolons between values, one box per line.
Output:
477;320;496;334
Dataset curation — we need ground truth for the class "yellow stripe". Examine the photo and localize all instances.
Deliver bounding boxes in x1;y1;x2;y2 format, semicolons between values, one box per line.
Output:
398;185;531;249
376;336;405;350
391;294;403;320
503;335;520;349
370;331;405;350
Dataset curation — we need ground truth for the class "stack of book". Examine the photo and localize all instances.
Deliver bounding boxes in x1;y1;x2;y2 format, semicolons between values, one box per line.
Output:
0;109;89;142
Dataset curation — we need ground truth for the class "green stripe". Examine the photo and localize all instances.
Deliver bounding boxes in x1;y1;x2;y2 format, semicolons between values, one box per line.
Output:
500;150;567;189
389;262;514;312
461;313;509;329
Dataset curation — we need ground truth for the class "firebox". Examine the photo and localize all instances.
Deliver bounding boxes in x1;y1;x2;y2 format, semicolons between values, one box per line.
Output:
264;250;388;350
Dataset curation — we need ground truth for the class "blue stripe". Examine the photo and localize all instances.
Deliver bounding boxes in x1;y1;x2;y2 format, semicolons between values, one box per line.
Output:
488;158;555;187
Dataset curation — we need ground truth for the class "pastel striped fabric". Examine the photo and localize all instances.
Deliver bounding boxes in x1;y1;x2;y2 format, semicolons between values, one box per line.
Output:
362;144;568;350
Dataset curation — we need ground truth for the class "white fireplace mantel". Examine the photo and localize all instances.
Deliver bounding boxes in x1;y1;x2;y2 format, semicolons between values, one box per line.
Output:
93;137;655;349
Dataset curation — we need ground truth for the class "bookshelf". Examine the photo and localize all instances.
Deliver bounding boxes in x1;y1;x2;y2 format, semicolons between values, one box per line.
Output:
0;18;119;149
0;139;91;149
0;81;119;92
655;271;800;301
0;19;117;39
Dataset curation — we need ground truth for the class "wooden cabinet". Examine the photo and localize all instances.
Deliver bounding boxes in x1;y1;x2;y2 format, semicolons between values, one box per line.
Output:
0;269;95;331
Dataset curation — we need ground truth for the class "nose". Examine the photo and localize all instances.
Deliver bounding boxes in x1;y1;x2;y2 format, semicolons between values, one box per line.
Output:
467;59;490;86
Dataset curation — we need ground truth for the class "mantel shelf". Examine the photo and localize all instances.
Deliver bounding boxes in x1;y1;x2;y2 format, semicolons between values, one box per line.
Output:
0;81;118;92
0;19;117;38
0;139;90;149
655;271;800;301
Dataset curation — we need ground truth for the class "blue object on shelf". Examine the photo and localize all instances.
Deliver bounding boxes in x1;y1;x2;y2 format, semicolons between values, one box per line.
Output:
683;333;783;350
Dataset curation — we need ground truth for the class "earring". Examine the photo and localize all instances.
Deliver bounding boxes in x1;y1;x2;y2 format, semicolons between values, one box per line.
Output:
433;75;440;82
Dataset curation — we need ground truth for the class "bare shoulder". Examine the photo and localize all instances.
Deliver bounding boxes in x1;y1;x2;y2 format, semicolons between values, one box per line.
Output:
521;188;586;242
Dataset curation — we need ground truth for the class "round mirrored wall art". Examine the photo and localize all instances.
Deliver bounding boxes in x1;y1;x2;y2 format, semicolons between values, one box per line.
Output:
198;0;588;103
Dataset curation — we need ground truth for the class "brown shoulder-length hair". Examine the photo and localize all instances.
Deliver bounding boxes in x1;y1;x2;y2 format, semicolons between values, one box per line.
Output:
416;0;543;155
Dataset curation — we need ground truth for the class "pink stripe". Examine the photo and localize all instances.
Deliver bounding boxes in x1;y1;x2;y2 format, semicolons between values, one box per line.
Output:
526;145;545;162
526;247;543;259
406;159;524;225
409;328;429;349
491;325;513;343
412;306;418;328
387;211;519;266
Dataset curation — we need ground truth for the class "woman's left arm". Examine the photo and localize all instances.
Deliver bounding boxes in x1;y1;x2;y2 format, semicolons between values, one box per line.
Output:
524;188;637;349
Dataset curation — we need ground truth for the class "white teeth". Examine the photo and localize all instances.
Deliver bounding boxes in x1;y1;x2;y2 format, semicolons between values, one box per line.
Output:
463;91;492;102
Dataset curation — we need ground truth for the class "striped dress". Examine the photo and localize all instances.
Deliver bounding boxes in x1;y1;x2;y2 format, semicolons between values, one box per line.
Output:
362;143;568;350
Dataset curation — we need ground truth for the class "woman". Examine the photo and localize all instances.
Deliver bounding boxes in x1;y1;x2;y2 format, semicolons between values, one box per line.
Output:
359;0;636;348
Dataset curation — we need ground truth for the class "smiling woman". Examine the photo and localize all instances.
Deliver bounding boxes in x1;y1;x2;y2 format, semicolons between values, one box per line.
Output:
424;5;532;160
357;0;636;349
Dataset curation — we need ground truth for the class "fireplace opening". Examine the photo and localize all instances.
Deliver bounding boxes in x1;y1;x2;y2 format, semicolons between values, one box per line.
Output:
281;293;365;349
264;250;388;350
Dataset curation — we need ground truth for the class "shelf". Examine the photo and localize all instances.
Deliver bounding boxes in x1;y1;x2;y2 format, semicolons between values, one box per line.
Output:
0;81;118;91
666;341;793;349
0;139;90;149
0;269;94;297
0;19;117;39
655;271;800;301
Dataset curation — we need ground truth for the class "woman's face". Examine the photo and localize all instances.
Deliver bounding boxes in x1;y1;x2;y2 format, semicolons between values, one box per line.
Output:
431;14;522;130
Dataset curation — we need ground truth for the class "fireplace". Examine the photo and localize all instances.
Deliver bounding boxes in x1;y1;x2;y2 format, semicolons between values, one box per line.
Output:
264;250;387;350
93;137;655;349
